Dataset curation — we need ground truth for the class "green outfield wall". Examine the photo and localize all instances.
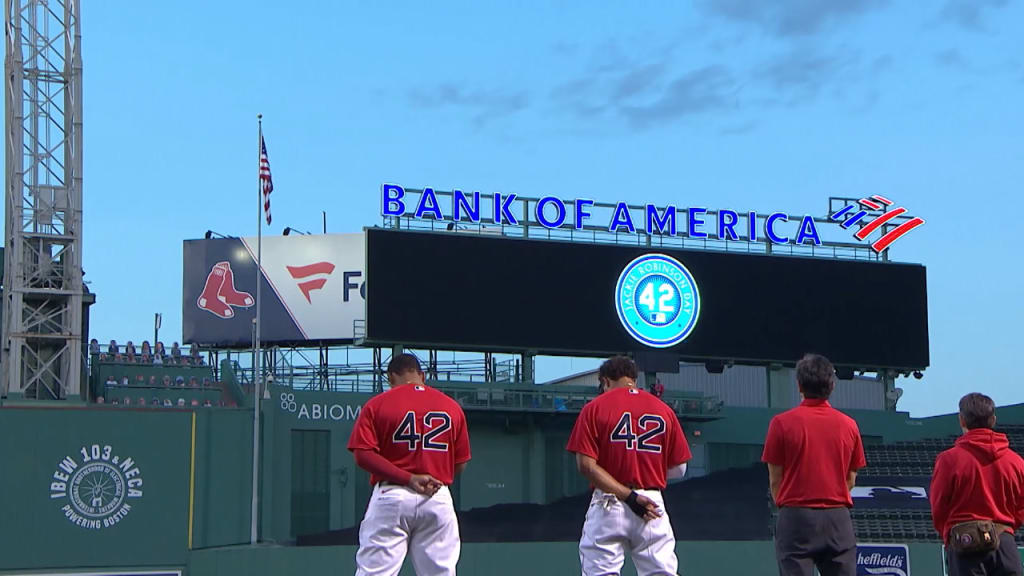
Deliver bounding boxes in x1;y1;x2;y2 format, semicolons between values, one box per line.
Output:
5;384;1023;575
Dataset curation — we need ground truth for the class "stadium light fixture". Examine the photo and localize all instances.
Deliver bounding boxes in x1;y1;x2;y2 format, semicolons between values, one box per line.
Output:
704;360;725;374
204;230;231;239
283;227;311;236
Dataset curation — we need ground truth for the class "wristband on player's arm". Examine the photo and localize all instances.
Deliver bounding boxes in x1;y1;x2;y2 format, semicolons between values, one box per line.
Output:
624;491;649;519
353;449;413;486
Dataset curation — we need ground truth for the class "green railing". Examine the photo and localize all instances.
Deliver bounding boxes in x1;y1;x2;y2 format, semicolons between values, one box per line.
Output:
434;382;723;418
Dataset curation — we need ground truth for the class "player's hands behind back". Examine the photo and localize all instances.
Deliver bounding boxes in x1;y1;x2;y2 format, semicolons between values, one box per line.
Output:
407;473;443;497
624;491;662;522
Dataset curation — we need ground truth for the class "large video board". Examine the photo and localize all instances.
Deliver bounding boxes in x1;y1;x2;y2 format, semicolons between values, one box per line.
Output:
365;229;929;370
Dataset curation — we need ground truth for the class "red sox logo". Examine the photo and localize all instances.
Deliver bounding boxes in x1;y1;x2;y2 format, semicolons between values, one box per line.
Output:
197;261;254;319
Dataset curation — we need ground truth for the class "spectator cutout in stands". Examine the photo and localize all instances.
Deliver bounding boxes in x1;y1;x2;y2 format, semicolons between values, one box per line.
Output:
171;342;181;363
89;338;100;356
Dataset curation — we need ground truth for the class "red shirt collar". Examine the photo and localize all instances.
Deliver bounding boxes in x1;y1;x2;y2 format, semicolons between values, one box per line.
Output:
800;398;831;408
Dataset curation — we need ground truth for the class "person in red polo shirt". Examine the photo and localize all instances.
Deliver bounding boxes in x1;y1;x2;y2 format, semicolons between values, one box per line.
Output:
567;356;691;576
762;354;866;576
348;353;471;576
931;393;1024;576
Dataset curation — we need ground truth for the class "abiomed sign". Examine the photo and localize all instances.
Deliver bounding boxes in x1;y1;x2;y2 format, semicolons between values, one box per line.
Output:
49;444;143;530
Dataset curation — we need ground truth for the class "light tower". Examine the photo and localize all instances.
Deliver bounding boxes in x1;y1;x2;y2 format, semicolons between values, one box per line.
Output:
2;0;84;399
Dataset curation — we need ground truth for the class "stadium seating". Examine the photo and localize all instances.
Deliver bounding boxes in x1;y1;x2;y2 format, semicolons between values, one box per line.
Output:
88;341;232;407
840;429;1024;544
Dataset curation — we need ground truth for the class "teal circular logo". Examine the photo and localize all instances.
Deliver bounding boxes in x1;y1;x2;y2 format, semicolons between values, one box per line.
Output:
615;254;700;348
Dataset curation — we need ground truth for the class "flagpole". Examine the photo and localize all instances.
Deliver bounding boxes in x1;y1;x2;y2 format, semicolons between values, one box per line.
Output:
250;114;263;545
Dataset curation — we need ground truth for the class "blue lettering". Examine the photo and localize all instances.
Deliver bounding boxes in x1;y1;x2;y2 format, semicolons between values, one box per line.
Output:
645;205;677;236
575;199;594;230
536;196;566;228
609;202;636;233
493;193;519;225
796;215;822;245
688;207;708;239
765;212;789;244
454;190;481;223
748;211;757;242
381;184;406;217
718;209;739;240
414;188;443;220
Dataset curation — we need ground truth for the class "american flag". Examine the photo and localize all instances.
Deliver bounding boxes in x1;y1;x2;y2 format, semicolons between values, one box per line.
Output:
259;134;274;225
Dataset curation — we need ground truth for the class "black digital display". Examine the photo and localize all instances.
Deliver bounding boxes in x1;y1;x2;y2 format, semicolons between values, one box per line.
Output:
365;228;929;370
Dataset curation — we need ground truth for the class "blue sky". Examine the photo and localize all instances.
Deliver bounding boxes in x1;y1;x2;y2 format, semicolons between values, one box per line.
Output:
13;1;1023;416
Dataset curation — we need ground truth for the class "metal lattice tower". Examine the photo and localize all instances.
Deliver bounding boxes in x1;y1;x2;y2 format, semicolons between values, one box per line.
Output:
2;0;83;399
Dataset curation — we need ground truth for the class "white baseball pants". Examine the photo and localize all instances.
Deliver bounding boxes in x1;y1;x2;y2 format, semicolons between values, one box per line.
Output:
579;489;679;576
355;483;460;576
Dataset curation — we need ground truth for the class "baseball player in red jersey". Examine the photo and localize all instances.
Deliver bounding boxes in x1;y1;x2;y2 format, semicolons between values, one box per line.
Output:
348;353;471;576
567;356;692;576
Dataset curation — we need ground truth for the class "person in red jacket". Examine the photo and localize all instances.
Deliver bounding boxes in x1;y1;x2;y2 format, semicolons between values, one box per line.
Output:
930;393;1024;576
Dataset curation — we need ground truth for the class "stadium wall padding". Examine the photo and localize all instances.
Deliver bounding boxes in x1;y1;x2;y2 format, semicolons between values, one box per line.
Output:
187;541;948;576
0;407;252;570
0;408;192;568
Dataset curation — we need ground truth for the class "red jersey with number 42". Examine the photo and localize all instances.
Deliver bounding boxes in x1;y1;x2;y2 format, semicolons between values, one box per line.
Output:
567;387;691;490
347;384;470;486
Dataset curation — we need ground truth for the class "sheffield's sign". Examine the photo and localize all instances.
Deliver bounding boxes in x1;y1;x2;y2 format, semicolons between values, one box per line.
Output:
857;543;910;576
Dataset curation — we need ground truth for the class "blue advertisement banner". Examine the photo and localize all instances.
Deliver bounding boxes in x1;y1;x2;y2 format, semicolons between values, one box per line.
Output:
857;543;910;576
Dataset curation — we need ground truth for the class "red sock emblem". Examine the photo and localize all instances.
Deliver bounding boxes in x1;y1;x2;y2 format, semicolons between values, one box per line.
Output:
217;262;254;308
197;263;234;318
